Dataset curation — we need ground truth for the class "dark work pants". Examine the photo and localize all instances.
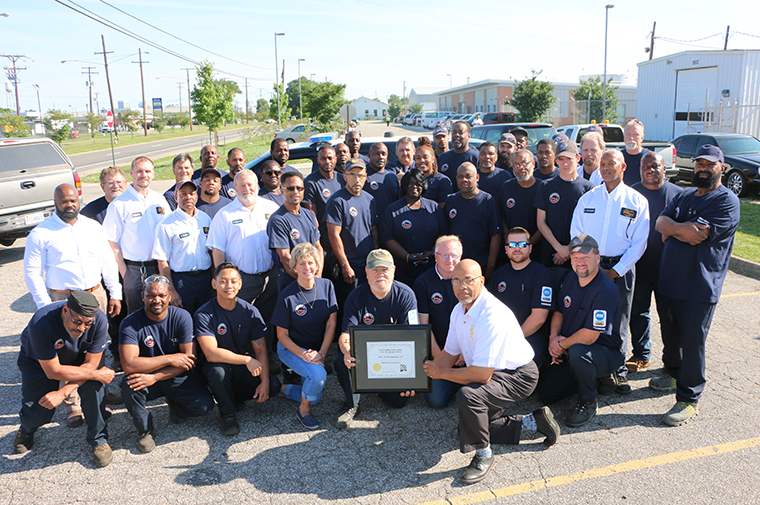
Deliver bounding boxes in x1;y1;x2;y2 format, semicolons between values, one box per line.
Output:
457;362;538;453
239;267;278;352
629;274;664;362
18;359;108;447
121;371;214;433
202;362;281;416
538;342;623;405
527;334;551;371
124;262;159;315
333;355;409;409
658;294;716;404
602;261;635;378
106;274;127;355
172;270;214;316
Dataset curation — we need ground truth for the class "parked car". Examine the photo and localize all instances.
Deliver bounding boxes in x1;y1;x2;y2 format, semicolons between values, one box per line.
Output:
669;133;760;197
411;113;423;126
480;112;519;124
274;123;335;144
402;114;414;125
471;123;557;154
421;111;451;130
0;137;83;246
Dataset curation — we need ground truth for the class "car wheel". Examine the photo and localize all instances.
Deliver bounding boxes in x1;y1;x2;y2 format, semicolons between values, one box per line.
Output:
286;138;294;144
725;169;747;197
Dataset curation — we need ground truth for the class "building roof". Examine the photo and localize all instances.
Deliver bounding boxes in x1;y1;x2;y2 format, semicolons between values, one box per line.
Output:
638;49;760;67
410;87;448;96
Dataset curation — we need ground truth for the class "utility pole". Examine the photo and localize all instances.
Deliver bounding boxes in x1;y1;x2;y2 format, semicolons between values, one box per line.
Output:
82;66;98;119
177;82;183;113
274;32;285;129
96;35;118;141
133;48;149;136
245;78;249;123
649;21;656;61
1;54;27;116
181;67;194;131
724;25;730;50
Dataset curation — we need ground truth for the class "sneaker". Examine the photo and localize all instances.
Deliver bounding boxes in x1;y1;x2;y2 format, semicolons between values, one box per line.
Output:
105;391;123;405
13;429;33;454
566;400;597;427
649;372;677;392
137;428;156;453
67;409;84;428
336;404;358;429
615;375;632;395
93;443;113;468
597;375;616;396
662;401;698;427
296;408;320;430
625;356;652;373
533;406;560;447
460;453;495;484
220;413;240;436
167;400;186;424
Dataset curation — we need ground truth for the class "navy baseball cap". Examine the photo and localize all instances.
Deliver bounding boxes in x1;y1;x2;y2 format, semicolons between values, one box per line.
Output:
694;144;724;163
569;234;599;254
511;127;529;137
556;138;579;158
346;158;367;171
433;125;448;137
175;179;198;192
201;167;223;179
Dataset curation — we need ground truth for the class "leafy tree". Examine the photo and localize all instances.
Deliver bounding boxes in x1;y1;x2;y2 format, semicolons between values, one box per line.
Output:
505;69;555;122
118;109;141;132
269;83;291;123
388;94;409;118
153;112;165;133
409;104;423;114
191;61;235;141
572;76;619;123
302;81;348;125
175;112;190;130
43;109;72;144
255;98;270;121
217;79;241;97
84;112;101;138
285;77;311;118
0;112;30;137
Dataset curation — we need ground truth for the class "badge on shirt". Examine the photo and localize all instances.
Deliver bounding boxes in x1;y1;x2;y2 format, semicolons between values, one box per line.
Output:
549;193;560;204
506;198;515;208
157;207;165;215
584;208;596;214
54;338;65;350
370;181;379;190
203;227;209;234
265;213;272;220
322;188;331;198
217;323;227;335
620;208;637;219
131;212;143;219
232;219;243;225
401;220;412;230
290;228;301;240
441;163;449;172
363;312;375;325
179;232;190;239
349;207;358;217
145;335;155;347
541;286;552;304
408;309;419;324
498;281;507;293
593;310;607;329
564;295;571;308
295;304;307;316
449;208;457;219
431;292;443;304
228;188;237;197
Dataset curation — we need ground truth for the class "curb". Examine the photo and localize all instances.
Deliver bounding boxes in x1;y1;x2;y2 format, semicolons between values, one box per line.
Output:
730;255;760;280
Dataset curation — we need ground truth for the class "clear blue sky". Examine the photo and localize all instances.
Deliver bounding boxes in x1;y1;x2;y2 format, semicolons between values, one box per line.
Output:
3;0;759;115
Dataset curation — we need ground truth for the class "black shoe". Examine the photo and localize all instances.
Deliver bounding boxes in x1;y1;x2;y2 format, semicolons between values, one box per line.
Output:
13;429;33;454
597;375;616;396
460;453;495;484
566;400;597;427
137;426;156;453
282;368;301;385
221;413;240;436
533;406;560;447
615;374;632;395
167;400;186;424
105;391;123;405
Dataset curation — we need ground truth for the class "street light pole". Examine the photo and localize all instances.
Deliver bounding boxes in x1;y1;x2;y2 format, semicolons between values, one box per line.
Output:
298;58;305;123
447;73;452;89
603;4;614;123
181;67;193;131
32;84;42;135
274;32;285;129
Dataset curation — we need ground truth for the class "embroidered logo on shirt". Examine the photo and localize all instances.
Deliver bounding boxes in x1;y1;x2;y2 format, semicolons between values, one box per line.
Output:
408;309;419;324
131;212;143;219
541;286;552;304
228;188;237;197
498;281;507;293
349;207;358;217
157;207;165;215
441;163;449;172
593;310;607;329
145;335;155;348
449;208;457;219
401;220;412;230
203;227;209;234
549;193;560;204
232;219;243;225
54;339;65;350
290;228;300;240
469;324;474;340
179;232;190;239
621;208;637;218
584;208;595;213
217;323;227;335
506;198;515;208
363;312;375;325
295;304;307;316
564;295;571;308
431;292;443;304
370;181;379;190
322;188;331;198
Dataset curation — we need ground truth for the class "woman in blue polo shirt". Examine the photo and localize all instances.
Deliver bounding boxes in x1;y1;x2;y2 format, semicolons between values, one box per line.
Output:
271;242;338;430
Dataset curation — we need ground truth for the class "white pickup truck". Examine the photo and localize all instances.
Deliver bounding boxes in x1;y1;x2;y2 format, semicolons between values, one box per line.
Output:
556;124;676;169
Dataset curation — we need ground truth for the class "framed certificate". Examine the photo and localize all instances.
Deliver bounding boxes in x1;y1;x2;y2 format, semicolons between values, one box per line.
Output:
349;324;432;393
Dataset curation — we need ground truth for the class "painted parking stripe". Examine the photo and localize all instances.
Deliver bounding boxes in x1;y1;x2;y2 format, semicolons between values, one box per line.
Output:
419;437;760;505
720;291;760;298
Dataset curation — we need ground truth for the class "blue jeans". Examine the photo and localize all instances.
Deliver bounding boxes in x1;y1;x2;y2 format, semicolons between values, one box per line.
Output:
277;343;327;404
425;378;458;409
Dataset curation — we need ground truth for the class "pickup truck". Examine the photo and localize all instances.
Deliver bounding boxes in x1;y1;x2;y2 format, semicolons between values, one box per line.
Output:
0;137;83;246
556;123;676;170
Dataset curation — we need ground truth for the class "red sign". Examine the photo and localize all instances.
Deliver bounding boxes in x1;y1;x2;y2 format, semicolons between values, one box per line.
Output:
106;110;114;128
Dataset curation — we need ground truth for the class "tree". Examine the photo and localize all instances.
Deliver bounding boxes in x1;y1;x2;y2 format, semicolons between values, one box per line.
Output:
269;83;291;123
176;112;190;130
191;61;235;141
302;81;348;125
153;112;166;133
572;76;620;123
505;69;555;122
0;112;30;137
409;104;423;114
255;98;270;121
388;94;409;118
118;109;141;132
84;112;101;138
43;109;72;144
285;77;311;119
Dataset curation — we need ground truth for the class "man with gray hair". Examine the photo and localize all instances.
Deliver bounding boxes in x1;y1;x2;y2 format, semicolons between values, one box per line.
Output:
164;153;194;210
621;119;649;186
579;131;605;183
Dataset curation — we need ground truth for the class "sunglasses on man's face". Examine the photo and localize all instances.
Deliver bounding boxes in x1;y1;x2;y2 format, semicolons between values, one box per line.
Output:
507;241;530;249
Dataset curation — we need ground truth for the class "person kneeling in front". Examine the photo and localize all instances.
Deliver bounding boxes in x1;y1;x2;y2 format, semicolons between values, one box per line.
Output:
424;260;560;484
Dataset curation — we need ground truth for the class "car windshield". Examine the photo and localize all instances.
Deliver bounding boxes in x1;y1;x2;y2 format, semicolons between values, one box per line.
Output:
578;127;624;143
715;136;760;155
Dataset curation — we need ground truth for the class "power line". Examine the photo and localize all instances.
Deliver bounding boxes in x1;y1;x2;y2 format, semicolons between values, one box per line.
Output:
655;33;724;44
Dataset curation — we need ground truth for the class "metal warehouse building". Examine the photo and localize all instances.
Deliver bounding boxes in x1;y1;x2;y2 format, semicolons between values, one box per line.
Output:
637;49;760;141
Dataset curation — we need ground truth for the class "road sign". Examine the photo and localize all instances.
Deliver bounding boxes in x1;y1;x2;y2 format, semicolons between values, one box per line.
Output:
106;110;114;127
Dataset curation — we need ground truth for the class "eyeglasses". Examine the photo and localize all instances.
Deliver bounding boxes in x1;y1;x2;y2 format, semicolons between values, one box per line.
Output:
284;185;304;192
263;170;282;176
513;162;533;169
68;310;94;327
435;252;460;260
507;241;530;249
451;276;482;287
103;180;125;187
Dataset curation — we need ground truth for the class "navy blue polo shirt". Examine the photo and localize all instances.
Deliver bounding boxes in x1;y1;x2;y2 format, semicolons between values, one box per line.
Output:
192;167;229;180
220;173;236;199
364;168;400;218
303;171;345;222
412;266;457;348
487;261;555;339
439;148;479;183
534;168;559;181
478;167;513;197
120;305;194;357
271;277;338;349
498;178;540;235
267;205;320;257
559;270;621;351
194;297;268;356
631;181;684;282
621;148;651;187
444;191;503;266
386;159;415;174
323;188;377;267
80;196;109;224
259;189;284;206
534;176;594;266
342;281;418;334
658;185;740;303
426;172;453;204
196;195;232;220
163;186;179;211
19;301;108;368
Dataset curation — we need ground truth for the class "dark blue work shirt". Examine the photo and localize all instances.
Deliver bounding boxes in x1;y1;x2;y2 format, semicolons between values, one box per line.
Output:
194;298;268;356
192;167;229;180
259;189;284;207
303;170;345;222
425;172;453;205
534;168;559;181
478;167;512;197
559;270;621;352
324;188;377;267
271;277;338;349
487;261;555;339
80;196;109;224
19;301;108;368
444;191;502;266
342;281;418;334
267;205;320;263
364;168;400;218
621;148;651;187
220;173;237;199
439;148;479;183
196;195;233;220
631;181;684;282
386;159;415;174
412;266;457;348
120;305;194;357
498;178;541;235
658;185;740;303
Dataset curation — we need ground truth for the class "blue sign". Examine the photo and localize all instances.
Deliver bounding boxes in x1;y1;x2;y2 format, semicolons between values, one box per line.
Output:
152;98;163;111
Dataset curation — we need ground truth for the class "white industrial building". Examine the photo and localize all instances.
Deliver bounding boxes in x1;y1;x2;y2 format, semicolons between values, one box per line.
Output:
637;50;760;141
409;87;447;111
350;97;389;119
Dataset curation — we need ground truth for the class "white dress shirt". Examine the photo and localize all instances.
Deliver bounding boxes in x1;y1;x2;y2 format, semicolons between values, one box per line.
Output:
102;184;170;261
570;181;650;276
444;289;534;370
23;213;122;309
206;197;280;275
152;207;213;272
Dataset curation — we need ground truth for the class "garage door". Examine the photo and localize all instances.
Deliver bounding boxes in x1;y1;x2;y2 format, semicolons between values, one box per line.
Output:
673;67;718;138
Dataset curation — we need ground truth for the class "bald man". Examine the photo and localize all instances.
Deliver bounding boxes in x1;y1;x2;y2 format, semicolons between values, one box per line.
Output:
424;259;559;484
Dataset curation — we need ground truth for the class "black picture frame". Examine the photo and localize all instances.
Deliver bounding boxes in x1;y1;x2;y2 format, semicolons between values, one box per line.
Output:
349;324;432;393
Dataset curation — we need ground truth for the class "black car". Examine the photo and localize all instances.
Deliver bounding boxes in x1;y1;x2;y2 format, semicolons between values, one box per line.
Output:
669;133;760;197
470;123;557;154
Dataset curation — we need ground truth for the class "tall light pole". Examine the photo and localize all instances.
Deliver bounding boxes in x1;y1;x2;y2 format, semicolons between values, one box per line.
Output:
298;58;305;123
32;84;42;135
181;67;194;131
447;73;452;89
274;32;285;129
602;4;614;123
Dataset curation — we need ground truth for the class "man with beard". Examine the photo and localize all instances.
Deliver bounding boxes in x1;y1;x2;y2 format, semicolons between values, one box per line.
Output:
439;121;479;183
303;145;345;251
220;148;247;199
511;127;529;151
477;141;512;196
620;120;650;186
191;145;227;180
334;142;351;174
578;132;605;183
433;125;450;157
119;275;214;453
496;133;517;172
649;144;740;427
386;136;416;174
164;154;194;210
268;138;297;176
345;131;370;165
535;139;559;181
258;161;285;206
364;143;400;217
498;150;543;251
196;167;232;219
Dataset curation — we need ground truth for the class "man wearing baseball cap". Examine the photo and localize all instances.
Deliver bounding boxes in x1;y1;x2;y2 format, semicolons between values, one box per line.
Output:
649;144;740;426
433;125;450;157
511;127;529;151
196;167;232;220
496;132;517;172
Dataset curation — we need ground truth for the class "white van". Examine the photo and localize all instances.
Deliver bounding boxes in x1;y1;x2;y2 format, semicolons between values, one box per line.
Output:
421;111;451;130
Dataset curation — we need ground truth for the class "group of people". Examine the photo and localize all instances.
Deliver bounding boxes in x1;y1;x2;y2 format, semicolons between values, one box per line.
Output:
15;119;739;484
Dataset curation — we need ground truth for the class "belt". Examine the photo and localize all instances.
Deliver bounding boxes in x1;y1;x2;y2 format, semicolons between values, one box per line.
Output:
172;269;211;278
600;255;623;265
124;259;158;267
241;270;268;277
50;284;101;294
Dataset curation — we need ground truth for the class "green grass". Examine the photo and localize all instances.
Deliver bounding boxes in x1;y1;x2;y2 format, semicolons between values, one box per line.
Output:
734;200;760;263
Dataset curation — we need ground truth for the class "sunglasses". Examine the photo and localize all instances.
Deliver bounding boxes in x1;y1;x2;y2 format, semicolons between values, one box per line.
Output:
68;310;94;327
263;170;282;176
284;185;304;192
507;241;530;249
